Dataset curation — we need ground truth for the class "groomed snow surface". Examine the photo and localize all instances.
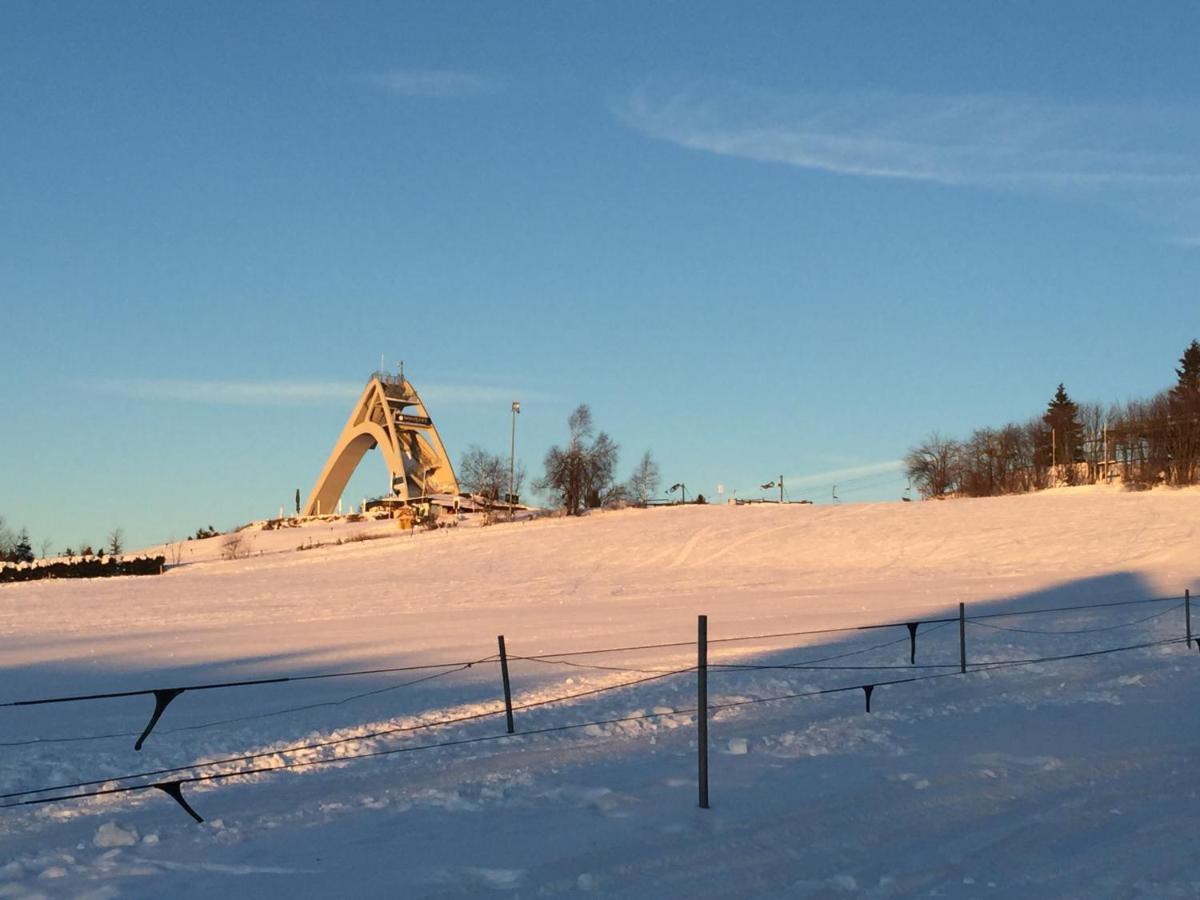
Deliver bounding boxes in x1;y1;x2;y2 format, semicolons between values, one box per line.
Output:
2;486;1199;898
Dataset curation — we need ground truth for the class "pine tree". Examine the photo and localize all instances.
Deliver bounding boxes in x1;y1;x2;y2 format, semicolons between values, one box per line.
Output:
1168;339;1200;485
1172;339;1200;398
1042;383;1083;469
14;529;34;564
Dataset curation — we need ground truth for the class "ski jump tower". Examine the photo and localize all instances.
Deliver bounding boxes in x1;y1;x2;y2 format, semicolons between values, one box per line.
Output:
303;369;459;516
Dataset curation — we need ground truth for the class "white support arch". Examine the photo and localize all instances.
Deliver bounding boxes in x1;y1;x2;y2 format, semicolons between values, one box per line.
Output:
303;372;458;516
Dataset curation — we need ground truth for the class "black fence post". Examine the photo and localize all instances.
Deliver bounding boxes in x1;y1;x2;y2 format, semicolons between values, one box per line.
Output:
1186;589;1192;650
959;602;967;674
698;614;710;810
497;635;514;734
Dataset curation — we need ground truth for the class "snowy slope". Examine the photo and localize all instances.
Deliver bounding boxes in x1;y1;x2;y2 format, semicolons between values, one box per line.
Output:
1;487;1198;897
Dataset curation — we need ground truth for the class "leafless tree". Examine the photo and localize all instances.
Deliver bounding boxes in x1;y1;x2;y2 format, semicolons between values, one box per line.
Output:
536;405;620;514
221;533;248;560
459;446;508;502
0;516;14;563
626;450;661;506
904;432;959;499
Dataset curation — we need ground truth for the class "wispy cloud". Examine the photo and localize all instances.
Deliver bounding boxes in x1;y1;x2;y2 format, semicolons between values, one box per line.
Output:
618;81;1200;223
782;460;905;490
90;378;548;407
92;378;360;406
363;69;498;100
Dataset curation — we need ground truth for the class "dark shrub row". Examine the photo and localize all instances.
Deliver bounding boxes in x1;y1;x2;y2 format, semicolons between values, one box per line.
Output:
0;555;166;583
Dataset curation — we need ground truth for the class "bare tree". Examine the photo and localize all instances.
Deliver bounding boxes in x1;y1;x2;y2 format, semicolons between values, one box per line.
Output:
220;533;248;560
38;537;54;560
1077;402;1106;482
459;446;507;502
584;432;620;508
904;432;959;499
536;404;620;514
626;450;661;506
458;445;527;523
0;516;14;562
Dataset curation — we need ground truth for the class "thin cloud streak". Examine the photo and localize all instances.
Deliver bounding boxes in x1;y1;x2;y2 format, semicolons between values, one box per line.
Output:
90;378;548;407
782;460;906;490
363;69;498;99
619;82;1200;194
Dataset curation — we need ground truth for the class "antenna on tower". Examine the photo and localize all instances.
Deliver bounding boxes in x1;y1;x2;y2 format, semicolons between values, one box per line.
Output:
398;360;405;383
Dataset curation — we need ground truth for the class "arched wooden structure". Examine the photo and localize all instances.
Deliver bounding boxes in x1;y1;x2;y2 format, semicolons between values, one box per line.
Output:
303;372;458;516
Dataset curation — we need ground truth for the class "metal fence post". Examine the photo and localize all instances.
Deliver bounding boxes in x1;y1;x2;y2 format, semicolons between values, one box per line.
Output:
497;635;514;734
1186;589;1192;650
698;614;710;810
959;602;967;674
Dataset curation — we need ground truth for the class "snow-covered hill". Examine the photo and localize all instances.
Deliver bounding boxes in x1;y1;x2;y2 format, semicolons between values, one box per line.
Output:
1;487;1198;897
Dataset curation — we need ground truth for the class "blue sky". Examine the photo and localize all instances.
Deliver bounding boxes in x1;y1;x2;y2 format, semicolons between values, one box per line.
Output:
2;2;1198;550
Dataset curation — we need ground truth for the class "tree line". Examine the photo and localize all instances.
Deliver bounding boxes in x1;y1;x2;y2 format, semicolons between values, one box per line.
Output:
457;404;666;517
906;340;1200;498
0;516;127;564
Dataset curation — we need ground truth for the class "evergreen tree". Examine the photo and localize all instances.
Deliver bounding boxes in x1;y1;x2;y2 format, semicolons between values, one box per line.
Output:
1168;339;1200;485
1042;383;1083;467
14;529;34;564
1172;339;1200;399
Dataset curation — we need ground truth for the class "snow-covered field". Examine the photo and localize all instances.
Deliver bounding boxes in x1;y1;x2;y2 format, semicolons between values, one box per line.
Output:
1;486;1199;898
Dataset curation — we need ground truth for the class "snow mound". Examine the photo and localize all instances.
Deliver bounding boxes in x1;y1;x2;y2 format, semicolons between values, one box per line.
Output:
93;821;138;848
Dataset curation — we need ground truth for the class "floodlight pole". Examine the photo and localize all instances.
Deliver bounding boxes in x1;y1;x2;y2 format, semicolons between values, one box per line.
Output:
509;401;521;521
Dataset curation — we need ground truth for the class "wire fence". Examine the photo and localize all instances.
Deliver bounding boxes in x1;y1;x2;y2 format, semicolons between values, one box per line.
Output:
0;588;1193;822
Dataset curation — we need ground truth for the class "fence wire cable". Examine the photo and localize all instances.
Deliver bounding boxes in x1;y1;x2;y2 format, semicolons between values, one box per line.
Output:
524;618;959;662
713;622;957;672
0;667;693;801
966;595;1182;622
0;658;498;709
1;594;1184;709
705;636;1191;712
513;657;683;675
5;635;1191;814
967;636;1187;670
0;707;704;811
0;662;490;749
968;603;1183;636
